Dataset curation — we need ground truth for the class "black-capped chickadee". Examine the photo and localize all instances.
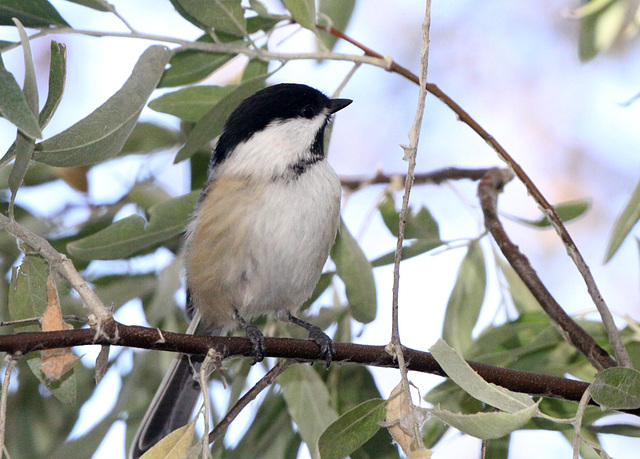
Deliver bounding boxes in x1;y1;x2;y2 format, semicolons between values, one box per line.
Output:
130;83;352;458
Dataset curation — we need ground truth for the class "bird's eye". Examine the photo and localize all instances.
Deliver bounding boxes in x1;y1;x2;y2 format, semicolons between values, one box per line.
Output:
299;105;315;118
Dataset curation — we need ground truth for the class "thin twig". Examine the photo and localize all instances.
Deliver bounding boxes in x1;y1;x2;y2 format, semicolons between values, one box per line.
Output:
0;355;18;454
390;2;432;452
477;168;616;370
200;350;216;459
208;359;292;444
572;386;591;459
0;212;110;323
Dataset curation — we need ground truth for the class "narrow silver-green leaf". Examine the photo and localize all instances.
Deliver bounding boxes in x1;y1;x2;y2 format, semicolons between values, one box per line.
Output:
330;219;376;324
497;258;541;314
67;190;199;260
279;365;338;458
34;45;171;167
0;0;69;27
149;85;234;122
282;0;317;31
39;41;66;129
430;403;538;440
158;35;234;88
8;19;39;199
63;0;112;12
371;238;444;267
591;367;640;410
509;199;590;228
174;75;267;162
8;255;77;404
430;339;534;413
0;55;42;140
378;193;440;240
604;177;640;262
318;398;386;459
442;241;486;355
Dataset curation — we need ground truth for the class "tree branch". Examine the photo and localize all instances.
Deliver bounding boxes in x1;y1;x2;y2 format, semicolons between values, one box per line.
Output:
0;321;634;416
477;168;617;370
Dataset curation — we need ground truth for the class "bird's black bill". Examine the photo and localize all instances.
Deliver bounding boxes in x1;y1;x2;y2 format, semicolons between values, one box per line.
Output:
327;98;353;114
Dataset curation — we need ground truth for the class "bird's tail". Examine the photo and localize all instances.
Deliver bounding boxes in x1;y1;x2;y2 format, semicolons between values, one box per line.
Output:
129;315;216;458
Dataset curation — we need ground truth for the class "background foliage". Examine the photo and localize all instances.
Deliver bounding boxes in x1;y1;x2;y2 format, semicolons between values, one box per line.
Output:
0;0;640;458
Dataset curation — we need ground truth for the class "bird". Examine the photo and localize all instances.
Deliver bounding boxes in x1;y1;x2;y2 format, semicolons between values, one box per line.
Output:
129;83;352;458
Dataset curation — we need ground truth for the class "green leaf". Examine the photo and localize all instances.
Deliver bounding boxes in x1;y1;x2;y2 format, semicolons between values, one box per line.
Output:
442;241;486;355
8;255;77;404
33;45;171;167
279;365;338;458
508;199;591;228
158;35;235;88
318;399;386;459
0;54;42;140
430;339;535;413
8;19;39;200
63;0;112;12
282;0;317;32
371;238;443;267
578;0;628;61
149;85;234;122
430;403;538;440
497;258;540;314
317;0;355;51
39;41;67;129
604;177;640;262
174;75;267;162
67;190;199;260
591;367;640;409
120;122;182;156
330;219;377;324
378;194;440;239
0;0;69;27
171;0;247;36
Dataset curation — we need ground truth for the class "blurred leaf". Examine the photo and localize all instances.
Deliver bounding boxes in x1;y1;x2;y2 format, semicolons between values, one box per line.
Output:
9;255;77;404
67;190;199;260
301;271;334;311
430;339;534;413
0;54;42;140
120;122;182;156
170;0;246;36
442;241;486;355
175;75;267;162
226;390;300;459
497;258;540;314
317;0;355;51
34;45;172;167
282;0;317;32
371;238;443;267
605;177;640;262
430;403;538;440
330;219;376;324
318;399;386;459
158;35;235;88
54;166;89;192
422;416;449;449
279;365;338;457
508;199;591;228
578;0;629;61
63;0;112;11
0;0;69;27
485;435;511;459
591;367;640;409
378;194;440;239
242;58;270;80
150;85;234;122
